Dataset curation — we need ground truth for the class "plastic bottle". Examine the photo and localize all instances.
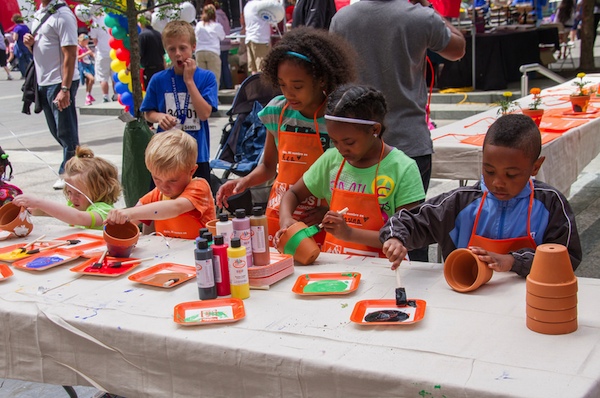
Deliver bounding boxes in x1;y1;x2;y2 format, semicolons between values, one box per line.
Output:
195;227;209;246
232;208;253;267
227;237;250;299
212;234;231;296
202;231;214;247
250;206;270;266
215;213;234;246
195;238;217;300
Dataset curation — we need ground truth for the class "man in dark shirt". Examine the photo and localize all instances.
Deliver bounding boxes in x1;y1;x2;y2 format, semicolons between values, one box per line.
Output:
139;13;165;90
292;0;337;29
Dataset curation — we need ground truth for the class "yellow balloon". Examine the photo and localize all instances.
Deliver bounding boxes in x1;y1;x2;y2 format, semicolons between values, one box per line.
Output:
128;81;133;92
142;90;146;98
109;48;117;61
118;69;132;84
111;59;126;73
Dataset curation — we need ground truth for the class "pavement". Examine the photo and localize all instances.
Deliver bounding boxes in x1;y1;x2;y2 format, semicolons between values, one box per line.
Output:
1;40;600;396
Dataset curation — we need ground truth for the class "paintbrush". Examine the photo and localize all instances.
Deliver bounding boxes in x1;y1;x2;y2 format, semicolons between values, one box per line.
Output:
25;239;81;255
395;267;407;307
15;234;46;254
318;207;350;229
91;250;109;269
108;257;154;268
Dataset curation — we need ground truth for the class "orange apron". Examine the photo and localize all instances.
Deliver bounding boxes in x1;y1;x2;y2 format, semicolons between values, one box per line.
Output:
467;180;537;253
266;102;326;246
322;143;386;258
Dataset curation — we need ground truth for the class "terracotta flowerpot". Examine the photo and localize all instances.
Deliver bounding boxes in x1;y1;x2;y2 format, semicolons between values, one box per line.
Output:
521;108;544;127
0;202;33;239
526;304;577;323
526;292;577;311
443;248;493;293
276;221;320;265
103;222;140;258
526;278;578;298
528;244;575;285
526;316;577;335
206;219;218;237
570;95;590;113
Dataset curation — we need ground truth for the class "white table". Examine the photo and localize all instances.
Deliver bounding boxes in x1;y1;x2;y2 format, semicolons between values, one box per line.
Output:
431;75;600;196
1;226;600;398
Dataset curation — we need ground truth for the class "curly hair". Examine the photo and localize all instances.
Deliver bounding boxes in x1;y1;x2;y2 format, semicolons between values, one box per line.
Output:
326;84;388;136
260;27;356;94
64;146;121;205
484;114;541;163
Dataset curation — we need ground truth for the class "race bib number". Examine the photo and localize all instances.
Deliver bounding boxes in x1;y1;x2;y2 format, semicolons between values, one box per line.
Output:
164;92;201;131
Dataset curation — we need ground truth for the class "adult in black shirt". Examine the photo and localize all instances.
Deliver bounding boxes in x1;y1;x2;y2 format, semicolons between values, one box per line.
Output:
139;15;165;90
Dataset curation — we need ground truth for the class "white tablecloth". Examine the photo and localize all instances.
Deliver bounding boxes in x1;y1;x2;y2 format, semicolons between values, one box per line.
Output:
431;75;600;196
1;226;600;398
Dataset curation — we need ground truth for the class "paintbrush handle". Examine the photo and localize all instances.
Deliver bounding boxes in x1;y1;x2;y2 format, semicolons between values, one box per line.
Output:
24;235;47;250
39;242;68;252
395;267;402;288
318;207;351;228
118;257;154;266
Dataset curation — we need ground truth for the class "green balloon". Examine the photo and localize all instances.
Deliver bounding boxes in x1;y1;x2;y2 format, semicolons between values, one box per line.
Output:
123;37;130;50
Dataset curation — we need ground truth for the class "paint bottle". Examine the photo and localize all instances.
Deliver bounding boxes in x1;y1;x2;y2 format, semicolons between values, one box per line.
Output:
250;206;270;266
216;213;234;247
202;231;214;247
195;238;217;300
232;208;253;267
227;237;249;299
212;234;231;296
195;227;209;246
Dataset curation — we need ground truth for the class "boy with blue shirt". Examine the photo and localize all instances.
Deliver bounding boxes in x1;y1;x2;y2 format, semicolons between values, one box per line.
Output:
381;114;582;276
140;20;218;182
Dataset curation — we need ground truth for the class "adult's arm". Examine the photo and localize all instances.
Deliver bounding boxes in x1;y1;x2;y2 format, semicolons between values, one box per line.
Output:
413;0;466;61
54;45;77;111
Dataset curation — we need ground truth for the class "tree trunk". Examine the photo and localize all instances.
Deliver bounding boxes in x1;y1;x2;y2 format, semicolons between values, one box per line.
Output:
580;0;596;71
126;0;143;116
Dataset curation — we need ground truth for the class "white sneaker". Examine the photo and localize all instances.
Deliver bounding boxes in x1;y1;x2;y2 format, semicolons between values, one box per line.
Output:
53;179;65;190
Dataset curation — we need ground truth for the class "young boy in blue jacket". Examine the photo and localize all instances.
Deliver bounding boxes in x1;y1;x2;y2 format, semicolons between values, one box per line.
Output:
380;114;582;277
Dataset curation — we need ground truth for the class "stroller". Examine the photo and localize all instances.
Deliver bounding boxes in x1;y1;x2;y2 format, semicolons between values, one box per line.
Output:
209;74;281;213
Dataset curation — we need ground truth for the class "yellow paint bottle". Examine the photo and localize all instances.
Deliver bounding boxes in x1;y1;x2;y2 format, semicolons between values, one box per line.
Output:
227;237;250;299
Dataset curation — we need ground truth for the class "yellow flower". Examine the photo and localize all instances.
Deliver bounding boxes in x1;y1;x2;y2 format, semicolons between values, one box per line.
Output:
577;72;586;79
503;92;512;98
573;72;593;96
498;91;517;115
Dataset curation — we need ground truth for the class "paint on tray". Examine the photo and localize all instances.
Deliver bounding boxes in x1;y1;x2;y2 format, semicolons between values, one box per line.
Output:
303;279;351;293
364;310;409;323
26;256;67;269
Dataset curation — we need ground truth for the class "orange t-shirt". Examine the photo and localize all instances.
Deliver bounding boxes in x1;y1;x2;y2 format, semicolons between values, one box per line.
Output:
139;178;216;239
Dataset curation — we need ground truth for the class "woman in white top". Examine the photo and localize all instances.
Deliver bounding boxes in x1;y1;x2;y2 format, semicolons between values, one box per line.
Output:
195;4;226;89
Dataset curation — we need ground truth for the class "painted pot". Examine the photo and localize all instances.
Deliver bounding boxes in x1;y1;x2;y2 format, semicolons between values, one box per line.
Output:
443;248;493;293
0;202;33;239
526;316;578;335
276;221;320;265
528;244;575;285
569;95;590;113
526;292;577;311
521;108;544;127
206;219;218;237
103;221;140;258
526;304;577;323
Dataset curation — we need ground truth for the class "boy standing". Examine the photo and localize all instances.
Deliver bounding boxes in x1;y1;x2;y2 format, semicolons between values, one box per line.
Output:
140;20;218;183
106;130;216;239
381;115;582;277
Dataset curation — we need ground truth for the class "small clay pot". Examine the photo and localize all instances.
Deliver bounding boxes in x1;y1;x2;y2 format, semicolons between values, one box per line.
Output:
276;221;320;265
521;108;544;127
206;219;218;237
528;244;575;285
526;277;578;298
526;292;577;311
0;202;33;239
526;304;577;323
443;248;493;293
103;221;140;258
569;95;590;113
526;316;578;335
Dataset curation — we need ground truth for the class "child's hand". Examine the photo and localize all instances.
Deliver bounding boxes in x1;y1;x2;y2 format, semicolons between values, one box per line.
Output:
12;194;40;210
156;113;178;131
469;246;514;272
321;210;352;240
182;58;197;83
105;209;132;225
216;178;248;208
382;238;408;270
300;205;328;227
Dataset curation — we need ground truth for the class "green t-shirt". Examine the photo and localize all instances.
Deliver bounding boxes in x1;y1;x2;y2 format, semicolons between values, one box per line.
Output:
257;95;330;152
67;201;114;230
303;148;425;220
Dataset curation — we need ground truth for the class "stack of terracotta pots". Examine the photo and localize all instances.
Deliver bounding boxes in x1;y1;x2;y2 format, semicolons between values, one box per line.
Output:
526;244;577;335
443;248;493;293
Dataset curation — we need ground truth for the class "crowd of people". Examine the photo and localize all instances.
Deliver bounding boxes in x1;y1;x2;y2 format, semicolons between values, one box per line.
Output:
4;0;582;283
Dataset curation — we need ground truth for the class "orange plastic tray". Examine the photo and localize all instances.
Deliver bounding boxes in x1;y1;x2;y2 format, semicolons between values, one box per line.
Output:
54;233;105;251
0;241;68;263
0;263;14;281
291;272;361;295
128;263;196;288
70;255;141;277
173;298;245;326
350;299;427;325
11;248;84;272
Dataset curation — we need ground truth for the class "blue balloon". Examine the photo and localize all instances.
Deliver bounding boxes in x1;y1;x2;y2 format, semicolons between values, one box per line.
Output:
111;25;127;41
112;72;119;84
117;15;128;30
129;106;135;116
115;82;129;95
120;91;134;108
104;13;118;28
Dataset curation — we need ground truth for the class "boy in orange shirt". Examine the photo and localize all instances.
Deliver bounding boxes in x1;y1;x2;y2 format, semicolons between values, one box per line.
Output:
106;129;216;239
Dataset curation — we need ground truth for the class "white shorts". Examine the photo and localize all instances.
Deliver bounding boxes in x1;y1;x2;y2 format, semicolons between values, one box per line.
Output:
95;52;112;83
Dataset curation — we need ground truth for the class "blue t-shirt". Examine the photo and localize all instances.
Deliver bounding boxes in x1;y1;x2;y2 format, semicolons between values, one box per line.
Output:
140;67;218;163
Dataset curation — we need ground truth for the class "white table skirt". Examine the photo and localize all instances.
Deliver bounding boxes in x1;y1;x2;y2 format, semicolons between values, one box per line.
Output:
1;226;600;398
431;75;600;196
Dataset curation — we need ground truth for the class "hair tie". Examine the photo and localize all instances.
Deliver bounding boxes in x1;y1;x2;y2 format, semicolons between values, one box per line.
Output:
325;115;378;125
287;51;311;63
